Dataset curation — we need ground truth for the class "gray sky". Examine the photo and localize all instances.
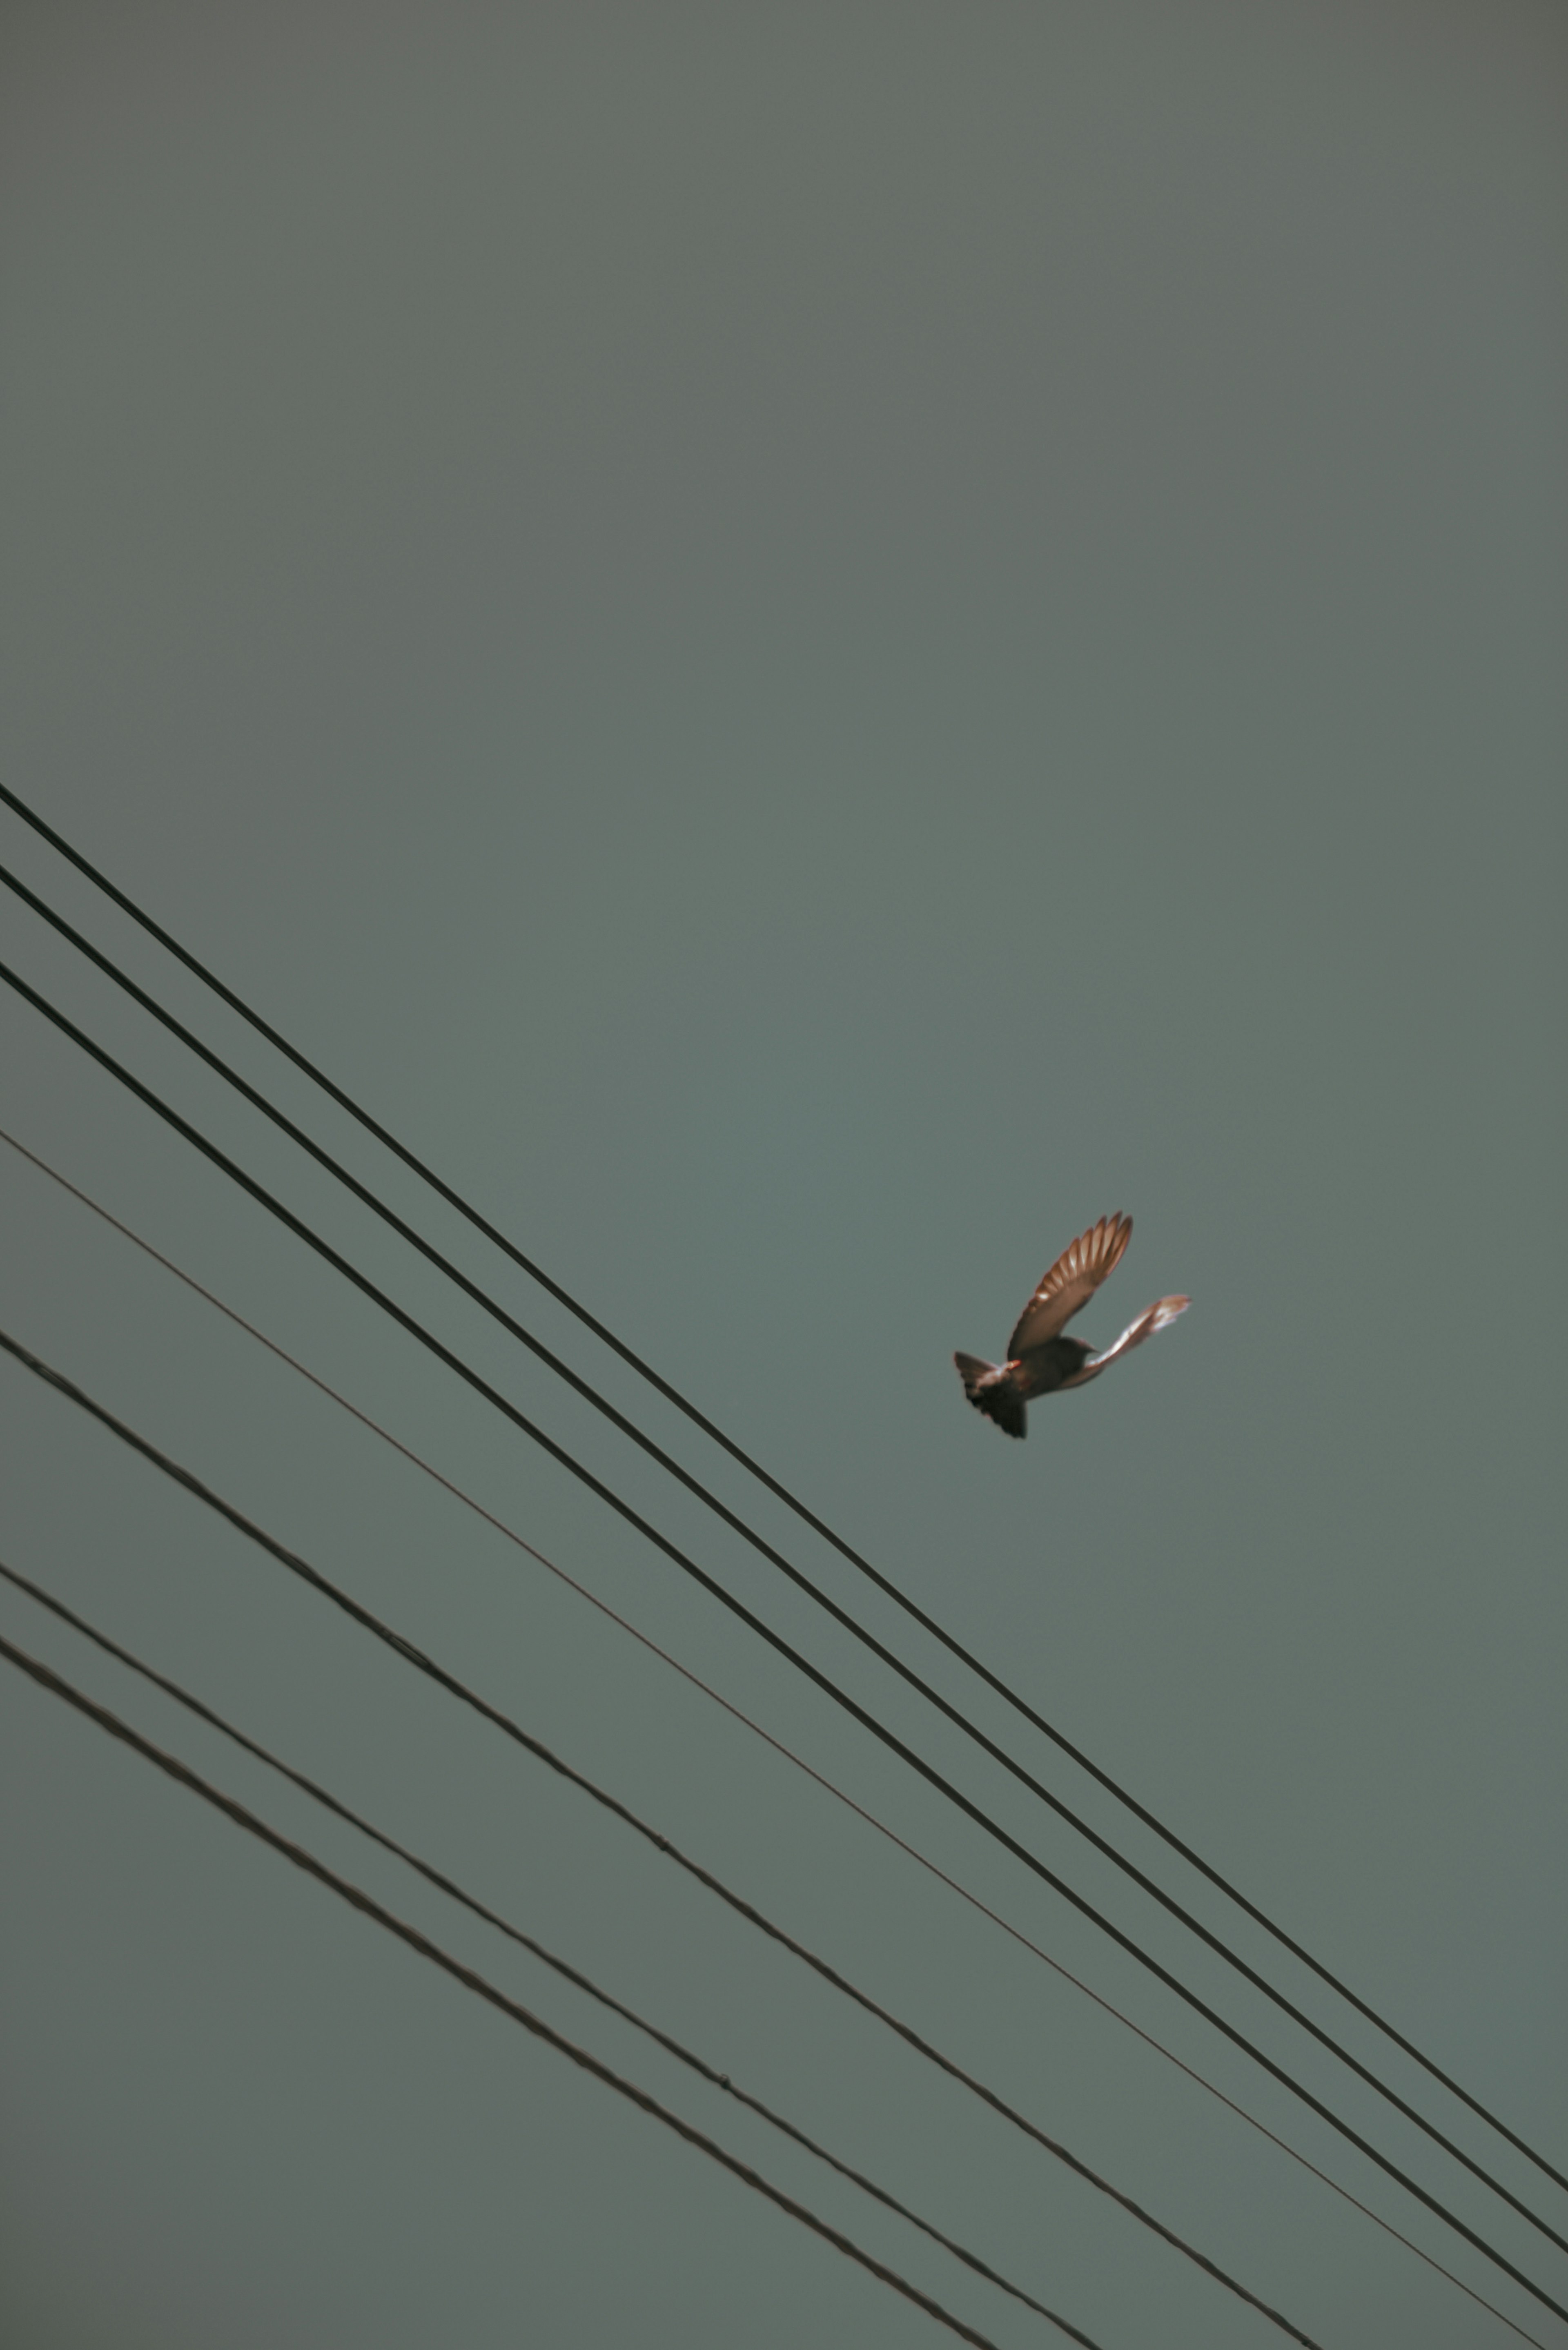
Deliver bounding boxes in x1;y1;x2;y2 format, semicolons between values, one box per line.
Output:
2;5;1564;2346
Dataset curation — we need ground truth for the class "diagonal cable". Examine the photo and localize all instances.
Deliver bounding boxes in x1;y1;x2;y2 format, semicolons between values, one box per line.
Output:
0;1119;1545;2348
1;1318;1564;2329
0;1339;1396;2339
3;940;1567;2279
2;781;1561;2207
0;1632;1021;2350
0;1561;1328;2342
0;1560;1138;2350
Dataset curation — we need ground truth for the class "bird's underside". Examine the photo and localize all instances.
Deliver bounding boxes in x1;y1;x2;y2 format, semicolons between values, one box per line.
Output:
955;1213;1189;1439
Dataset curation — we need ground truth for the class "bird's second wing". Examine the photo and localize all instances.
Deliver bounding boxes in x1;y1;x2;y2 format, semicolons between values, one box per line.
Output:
1007;1213;1133;1357
1073;1293;1190;1378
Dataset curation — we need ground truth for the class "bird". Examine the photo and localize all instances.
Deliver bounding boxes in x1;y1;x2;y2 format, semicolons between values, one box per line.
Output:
954;1213;1189;1439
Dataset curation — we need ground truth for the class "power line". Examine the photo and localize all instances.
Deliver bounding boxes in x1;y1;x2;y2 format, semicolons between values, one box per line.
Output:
3;780;1560;2209
0;1630;1011;2350
0;1558;1129;2350
4;962;1567;2312
10;863;1568;2244
0;1124;1541;2349
0;1121;1543;2348
0;1342;1367;2344
2;1318;1562;2331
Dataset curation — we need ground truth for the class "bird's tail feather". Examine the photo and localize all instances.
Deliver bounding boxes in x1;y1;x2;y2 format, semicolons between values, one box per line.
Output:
953;1353;1027;1438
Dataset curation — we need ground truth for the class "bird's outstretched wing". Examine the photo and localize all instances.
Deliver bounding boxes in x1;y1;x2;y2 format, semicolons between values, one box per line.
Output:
1069;1293;1190;1382
1007;1213;1133;1358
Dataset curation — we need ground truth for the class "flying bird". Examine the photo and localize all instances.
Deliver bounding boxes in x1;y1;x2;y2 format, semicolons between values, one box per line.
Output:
955;1213;1189;1439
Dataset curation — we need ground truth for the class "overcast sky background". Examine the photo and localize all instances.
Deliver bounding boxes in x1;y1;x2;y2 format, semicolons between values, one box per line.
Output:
2;5;1565;2346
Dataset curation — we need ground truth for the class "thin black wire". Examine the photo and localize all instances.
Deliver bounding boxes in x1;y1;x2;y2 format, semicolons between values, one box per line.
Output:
0;1405;1326;2346
2;1321;1563;2333
0;1127;1541;2350
2;783;1560;2210
4;955;1568;2307
0;1121;1544;2349
0;1559;1127;2350
0;1630;1014;2350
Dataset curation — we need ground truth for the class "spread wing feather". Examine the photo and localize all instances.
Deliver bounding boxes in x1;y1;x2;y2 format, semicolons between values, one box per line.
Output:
1007;1213;1133;1358
1065;1293;1190;1382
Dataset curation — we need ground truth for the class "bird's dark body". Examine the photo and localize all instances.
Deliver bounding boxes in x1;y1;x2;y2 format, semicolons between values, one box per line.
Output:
956;1338;1093;1439
1014;1336;1094;1396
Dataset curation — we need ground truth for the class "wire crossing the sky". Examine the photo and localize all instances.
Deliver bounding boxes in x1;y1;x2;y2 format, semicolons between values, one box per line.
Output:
0;1124;1545;2348
0;1411;1333;2341
4;946;1567;2298
3;783;1561;2213
2;1126;1546;2348
7;952;1568;2313
0;1632;1035;2350
0;1560;1148;2350
2;1320;1563;2330
2;801;1562;2215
